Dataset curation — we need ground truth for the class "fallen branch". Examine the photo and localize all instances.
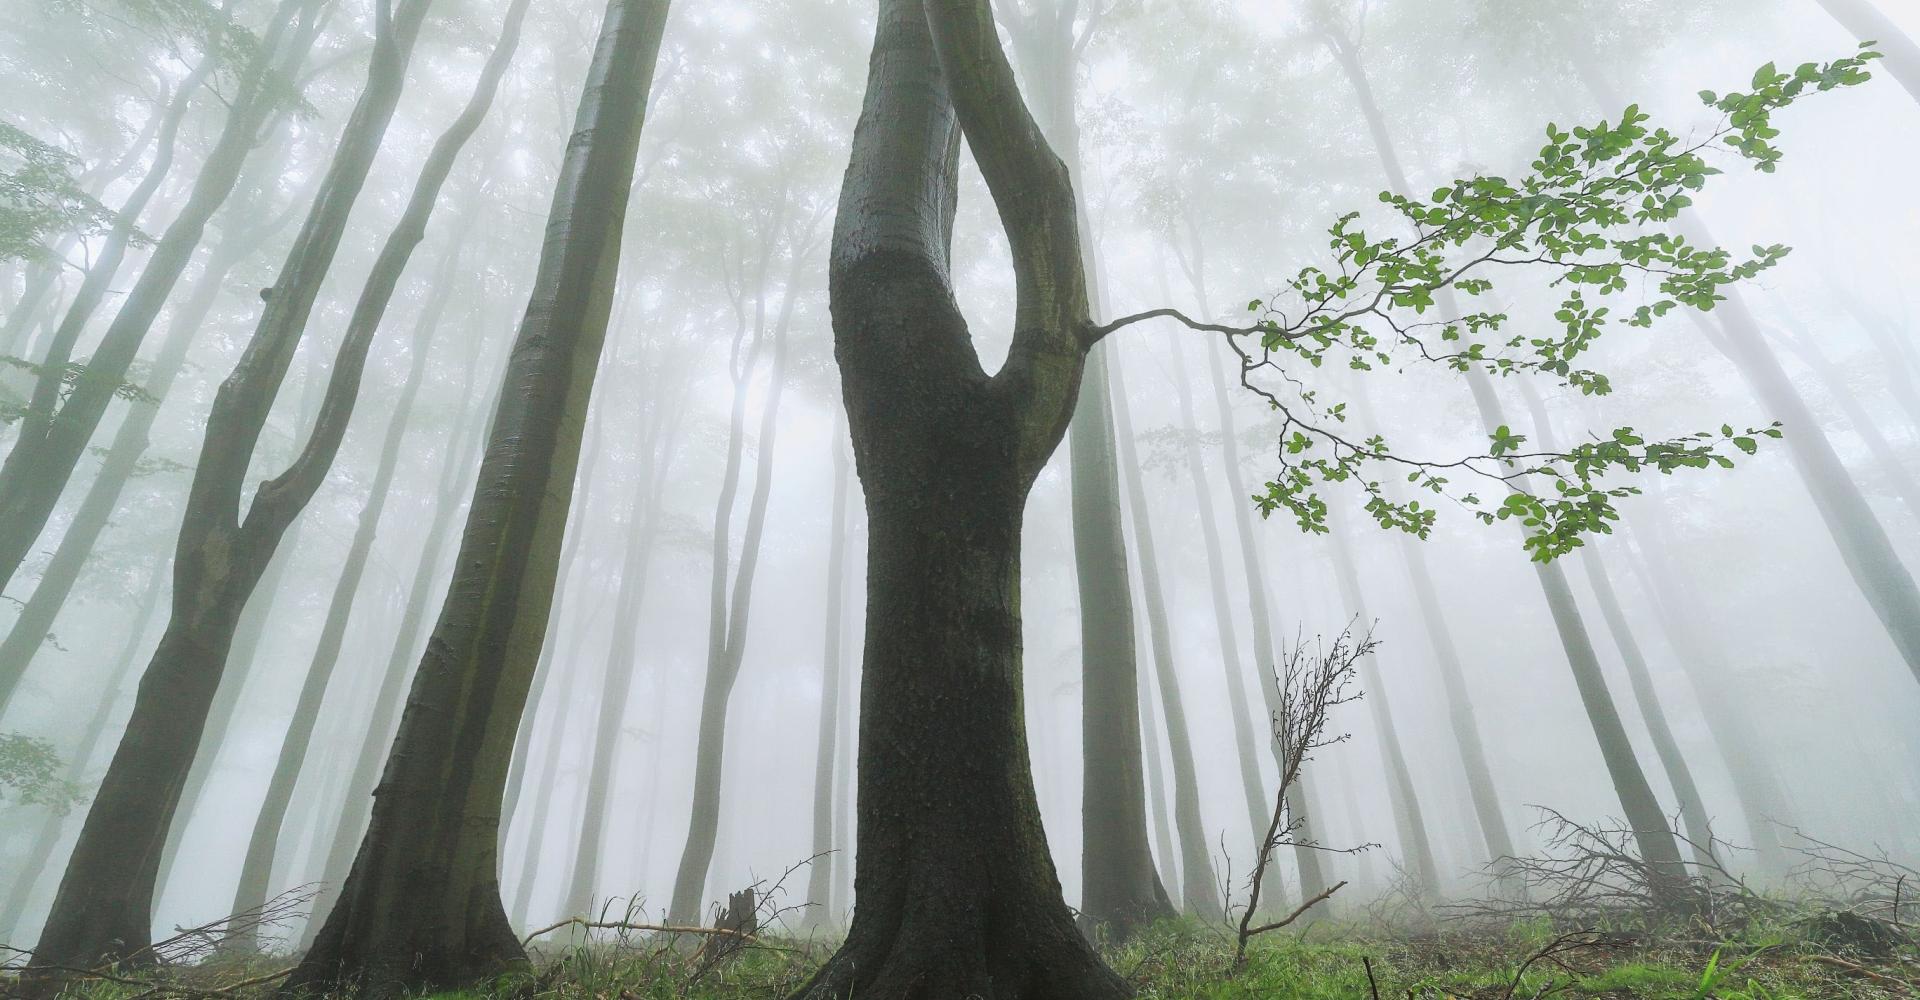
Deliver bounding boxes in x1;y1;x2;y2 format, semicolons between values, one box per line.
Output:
518;917;759;948
1804;953;1920;992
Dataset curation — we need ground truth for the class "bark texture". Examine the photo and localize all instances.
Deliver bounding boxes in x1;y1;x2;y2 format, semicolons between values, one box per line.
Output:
789;1;1128;994
286;2;670;990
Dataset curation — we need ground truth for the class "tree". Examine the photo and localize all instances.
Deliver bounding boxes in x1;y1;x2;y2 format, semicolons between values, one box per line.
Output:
286;1;672;989
803;420;855;930
27;0;438;971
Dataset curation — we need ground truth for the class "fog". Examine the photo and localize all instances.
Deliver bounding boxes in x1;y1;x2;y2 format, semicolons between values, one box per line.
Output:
2;0;1918;980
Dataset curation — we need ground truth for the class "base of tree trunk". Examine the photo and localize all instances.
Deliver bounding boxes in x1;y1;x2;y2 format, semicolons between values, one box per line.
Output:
281;877;526;999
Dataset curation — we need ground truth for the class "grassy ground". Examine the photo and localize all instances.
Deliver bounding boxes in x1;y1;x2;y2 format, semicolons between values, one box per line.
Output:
12;908;1918;999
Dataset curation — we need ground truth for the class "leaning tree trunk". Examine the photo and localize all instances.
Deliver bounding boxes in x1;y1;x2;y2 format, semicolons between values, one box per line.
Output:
285;2;670;991
1324;525;1442;899
803;421;854;930
224;1;528;942
1815;0;1920;105
1510;377;1724;870
299;347;497;950
666;250;802;924
1765;324;1920;525
26;0;436;972
1109;348;1217;915
790;0;1131;994
1314;12;1690;900
0;0;323;595
0;160;299;710
0;555;167;945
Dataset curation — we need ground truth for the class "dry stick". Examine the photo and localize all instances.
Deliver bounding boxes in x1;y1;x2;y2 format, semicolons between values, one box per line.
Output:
1361;956;1381;1000
519;918;759;948
1804;954;1920;991
1243;881;1348;937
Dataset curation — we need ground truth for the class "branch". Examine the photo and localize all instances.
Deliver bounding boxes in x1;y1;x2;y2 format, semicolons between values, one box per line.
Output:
1086;306;1261;345
1244;880;1348;936
519;918;761;948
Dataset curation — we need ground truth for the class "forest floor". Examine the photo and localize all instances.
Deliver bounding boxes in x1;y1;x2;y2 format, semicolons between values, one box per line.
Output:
18;912;1920;1000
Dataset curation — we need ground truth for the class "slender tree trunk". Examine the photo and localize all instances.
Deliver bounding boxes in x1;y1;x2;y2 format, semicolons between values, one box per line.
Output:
562;368;684;919
1315;11;1689;898
28;0;436;970
0;0;322;595
1323;526;1442;898
287;3;670;989
803;421;853;931
792;0;1127;992
0;555;167;945
666;254;801;924
1109;350;1216;915
1767;326;1920;523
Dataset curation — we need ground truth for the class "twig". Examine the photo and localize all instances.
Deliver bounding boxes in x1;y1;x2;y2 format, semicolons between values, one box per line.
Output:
1804;953;1920;991
1362;955;1381;1000
1244;881;1349;936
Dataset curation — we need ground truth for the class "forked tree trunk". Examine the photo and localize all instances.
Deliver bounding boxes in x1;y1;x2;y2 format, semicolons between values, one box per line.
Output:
803;423;854;930
27;0;436;972
286;2;670;990
791;0;1127;993
0;0;323;594
224;0;528;940
1110;353;1213;913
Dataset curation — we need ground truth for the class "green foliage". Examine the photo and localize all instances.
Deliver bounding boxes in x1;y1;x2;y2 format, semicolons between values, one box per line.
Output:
1229;46;1880;561
0;122;122;264
0;731;81;813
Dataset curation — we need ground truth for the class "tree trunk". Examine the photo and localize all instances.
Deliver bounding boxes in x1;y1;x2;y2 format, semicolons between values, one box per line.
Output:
792;0;1126;993
0;0;323;594
1109;348;1216;915
1765;325;1920;524
27;0;436;971
1815;0;1920;106
0;554;167;945
666;252;801;924
1323;526;1442;898
286;2;669;990
803;421;854;931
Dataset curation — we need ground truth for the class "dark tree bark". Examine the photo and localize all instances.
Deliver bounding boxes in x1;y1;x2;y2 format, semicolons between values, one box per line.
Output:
0;555;167;945
223;1;528;942
666;245;805;924
285;2;670;990
0;0;323;595
803;421;854;930
1109;351;1216;914
790;1;1129;994
26;0;436;972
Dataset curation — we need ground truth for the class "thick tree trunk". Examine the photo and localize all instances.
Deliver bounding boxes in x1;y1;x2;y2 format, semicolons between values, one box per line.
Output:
1109;349;1216;915
286;2;669;990
793;0;1126;993
803;423;853;930
1324;526;1442;898
0;555;167;945
27;1;436;972
0;0;322;595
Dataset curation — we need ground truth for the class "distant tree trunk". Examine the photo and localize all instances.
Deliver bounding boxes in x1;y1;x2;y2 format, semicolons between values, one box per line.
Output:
563;364;686;918
1168;219;1330;903
667;251;801;924
1765;325;1920;524
1135;628;1178;898
286;3;670;989
0;0;323;595
1166;329;1282;892
1814;0;1920;105
0;555;167;945
1314;9;1689;901
27;0;437;972
1561;30;1920;691
223;2;527;941
300;345;496;950
790;1;1128;993
1324;526;1442;898
803;421;854;931
1510;378;1725;870
1109;349;1217;915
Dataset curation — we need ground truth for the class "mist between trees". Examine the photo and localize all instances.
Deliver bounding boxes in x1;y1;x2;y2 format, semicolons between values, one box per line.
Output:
1;0;1919;998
